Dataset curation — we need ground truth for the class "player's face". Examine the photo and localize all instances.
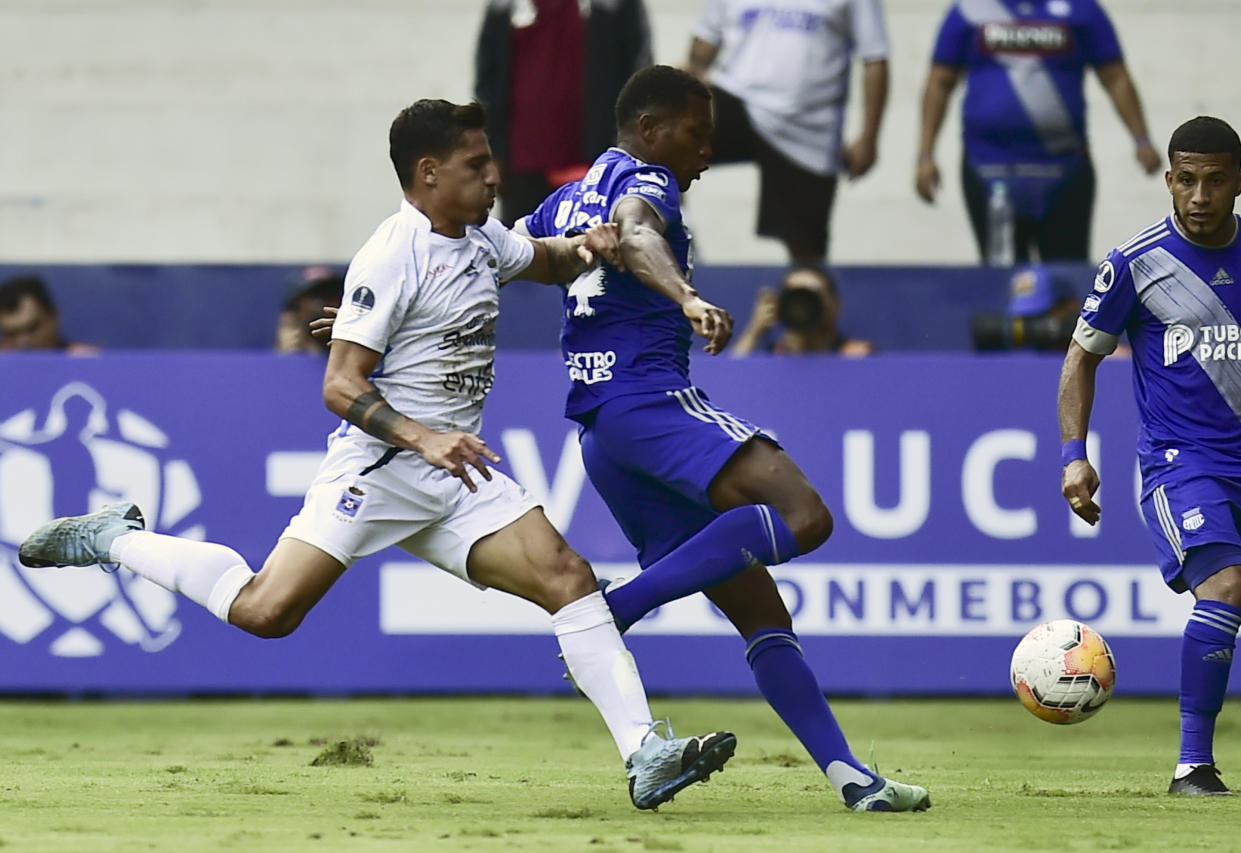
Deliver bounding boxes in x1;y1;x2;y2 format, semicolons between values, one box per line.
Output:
431;129;500;230
649;95;713;192
1166;151;1241;246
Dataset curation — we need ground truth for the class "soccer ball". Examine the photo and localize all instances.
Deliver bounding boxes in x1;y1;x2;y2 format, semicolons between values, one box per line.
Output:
1010;619;1116;725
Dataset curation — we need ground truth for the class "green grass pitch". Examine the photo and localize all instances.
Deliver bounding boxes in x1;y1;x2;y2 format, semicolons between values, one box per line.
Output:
0;696;1236;852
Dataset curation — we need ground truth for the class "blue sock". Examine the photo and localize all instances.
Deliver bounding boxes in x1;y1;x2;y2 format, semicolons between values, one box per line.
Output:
1179;599;1240;765
604;504;799;631
746;628;871;799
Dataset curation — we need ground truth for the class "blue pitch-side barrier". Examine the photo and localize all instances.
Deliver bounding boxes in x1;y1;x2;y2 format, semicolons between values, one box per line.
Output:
0;351;1219;697
0;262;1095;352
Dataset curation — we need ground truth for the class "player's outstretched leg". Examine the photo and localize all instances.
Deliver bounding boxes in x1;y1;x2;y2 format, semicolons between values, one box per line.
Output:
20;502;261;627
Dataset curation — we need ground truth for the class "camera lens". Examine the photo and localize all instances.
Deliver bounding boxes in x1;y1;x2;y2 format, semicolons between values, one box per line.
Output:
778;288;825;333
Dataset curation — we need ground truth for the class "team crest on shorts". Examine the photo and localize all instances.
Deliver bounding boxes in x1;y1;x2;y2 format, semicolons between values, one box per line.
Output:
1182;507;1205;531
336;486;366;519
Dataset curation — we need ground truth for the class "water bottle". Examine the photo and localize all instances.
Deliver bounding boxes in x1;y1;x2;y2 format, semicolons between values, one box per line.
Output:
986;180;1015;267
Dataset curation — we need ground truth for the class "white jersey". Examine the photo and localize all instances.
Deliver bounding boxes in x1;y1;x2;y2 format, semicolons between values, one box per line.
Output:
694;0;889;175
331;200;535;436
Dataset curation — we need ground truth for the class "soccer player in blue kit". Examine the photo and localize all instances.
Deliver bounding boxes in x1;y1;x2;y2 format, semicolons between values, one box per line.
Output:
1059;116;1241;796
520;65;930;812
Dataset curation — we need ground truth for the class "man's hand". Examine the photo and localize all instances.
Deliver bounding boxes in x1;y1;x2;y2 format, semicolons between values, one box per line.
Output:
578;222;626;271
915;158;940;203
842;137;878;180
746;287;779;335
1062;459;1101;525
310;305;337;343
683;296;733;355
1136;141;1161;175
417;429;501;493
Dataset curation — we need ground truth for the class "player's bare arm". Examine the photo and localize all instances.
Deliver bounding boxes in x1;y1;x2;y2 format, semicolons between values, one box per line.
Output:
1057;340;1105;525
613;196;733;354
518;223;625;284
323;339;499;492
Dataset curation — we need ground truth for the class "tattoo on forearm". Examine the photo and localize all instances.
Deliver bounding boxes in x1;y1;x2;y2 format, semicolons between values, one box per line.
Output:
346;389;404;444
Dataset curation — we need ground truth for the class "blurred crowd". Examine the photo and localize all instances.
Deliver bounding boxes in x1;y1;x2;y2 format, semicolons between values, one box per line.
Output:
2;1;1169;357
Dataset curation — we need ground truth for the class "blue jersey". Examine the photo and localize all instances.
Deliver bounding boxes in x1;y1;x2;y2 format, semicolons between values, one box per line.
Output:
932;0;1122;167
1075;215;1241;478
525;147;695;422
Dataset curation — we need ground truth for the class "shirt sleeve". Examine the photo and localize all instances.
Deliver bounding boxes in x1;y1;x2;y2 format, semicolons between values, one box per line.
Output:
332;242;413;354
851;0;890;62
930;4;970;67
1072;251;1135;355
691;0;727;46
480;217;537;283
525;182;576;238
1080;0;1123;66
608;164;682;230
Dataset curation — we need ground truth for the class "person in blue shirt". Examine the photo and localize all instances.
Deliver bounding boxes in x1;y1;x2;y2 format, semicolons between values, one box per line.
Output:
522;64;930;812
1059;116;1241;796
916;0;1160;263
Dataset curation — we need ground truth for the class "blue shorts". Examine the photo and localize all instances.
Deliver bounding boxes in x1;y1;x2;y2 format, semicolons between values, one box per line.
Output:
578;387;771;567
1140;472;1241;593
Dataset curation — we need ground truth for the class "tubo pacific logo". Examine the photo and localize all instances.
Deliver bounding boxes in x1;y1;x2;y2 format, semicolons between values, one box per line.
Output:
0;382;202;657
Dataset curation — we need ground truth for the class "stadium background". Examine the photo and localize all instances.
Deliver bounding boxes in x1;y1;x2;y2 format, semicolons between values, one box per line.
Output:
1;0;1238;698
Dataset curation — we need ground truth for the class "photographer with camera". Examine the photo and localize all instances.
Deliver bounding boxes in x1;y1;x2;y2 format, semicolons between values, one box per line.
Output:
732;266;874;357
971;265;1081;352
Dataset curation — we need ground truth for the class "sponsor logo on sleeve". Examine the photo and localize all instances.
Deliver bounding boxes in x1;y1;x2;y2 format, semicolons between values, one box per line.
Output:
1094;261;1114;293
349;286;376;315
635;171;669;187
1082;294;1101;313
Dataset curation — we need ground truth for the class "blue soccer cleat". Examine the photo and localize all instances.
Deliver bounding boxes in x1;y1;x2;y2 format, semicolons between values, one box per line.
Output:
626;720;737;810
18;502;145;570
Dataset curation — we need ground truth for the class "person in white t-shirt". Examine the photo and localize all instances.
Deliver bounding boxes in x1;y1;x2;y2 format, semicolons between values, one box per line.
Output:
18;98;736;811
686;0;890;265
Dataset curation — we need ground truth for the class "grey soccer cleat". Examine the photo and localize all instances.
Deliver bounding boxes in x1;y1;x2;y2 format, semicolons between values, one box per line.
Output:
844;775;932;812
1168;764;1233;796
625;720;737;810
18;502;145;569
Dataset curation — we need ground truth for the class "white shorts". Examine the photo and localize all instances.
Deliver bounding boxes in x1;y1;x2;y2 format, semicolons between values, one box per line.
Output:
280;434;538;588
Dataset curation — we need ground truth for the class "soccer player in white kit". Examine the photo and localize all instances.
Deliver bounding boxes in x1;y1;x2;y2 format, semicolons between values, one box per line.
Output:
20;98;735;811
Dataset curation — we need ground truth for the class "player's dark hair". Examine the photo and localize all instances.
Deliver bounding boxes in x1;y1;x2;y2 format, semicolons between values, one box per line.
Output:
615;65;711;131
0;275;55;314
1168;116;1241;169
389;99;489;189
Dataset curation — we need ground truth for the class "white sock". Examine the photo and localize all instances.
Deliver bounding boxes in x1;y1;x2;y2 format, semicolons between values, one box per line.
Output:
1175;762;1208;779
110;531;255;623
551;591;653;759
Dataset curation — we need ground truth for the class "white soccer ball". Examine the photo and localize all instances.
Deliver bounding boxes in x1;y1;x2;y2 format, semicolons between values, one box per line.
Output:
1010;619;1116;725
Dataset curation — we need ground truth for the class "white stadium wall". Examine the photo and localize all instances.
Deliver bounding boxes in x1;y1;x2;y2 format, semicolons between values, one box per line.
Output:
0;0;1237;265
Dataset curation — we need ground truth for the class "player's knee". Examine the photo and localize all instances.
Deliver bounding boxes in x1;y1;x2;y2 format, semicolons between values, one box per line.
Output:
1200;565;1241;608
232;591;306;638
540;550;597;611
788;496;833;553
